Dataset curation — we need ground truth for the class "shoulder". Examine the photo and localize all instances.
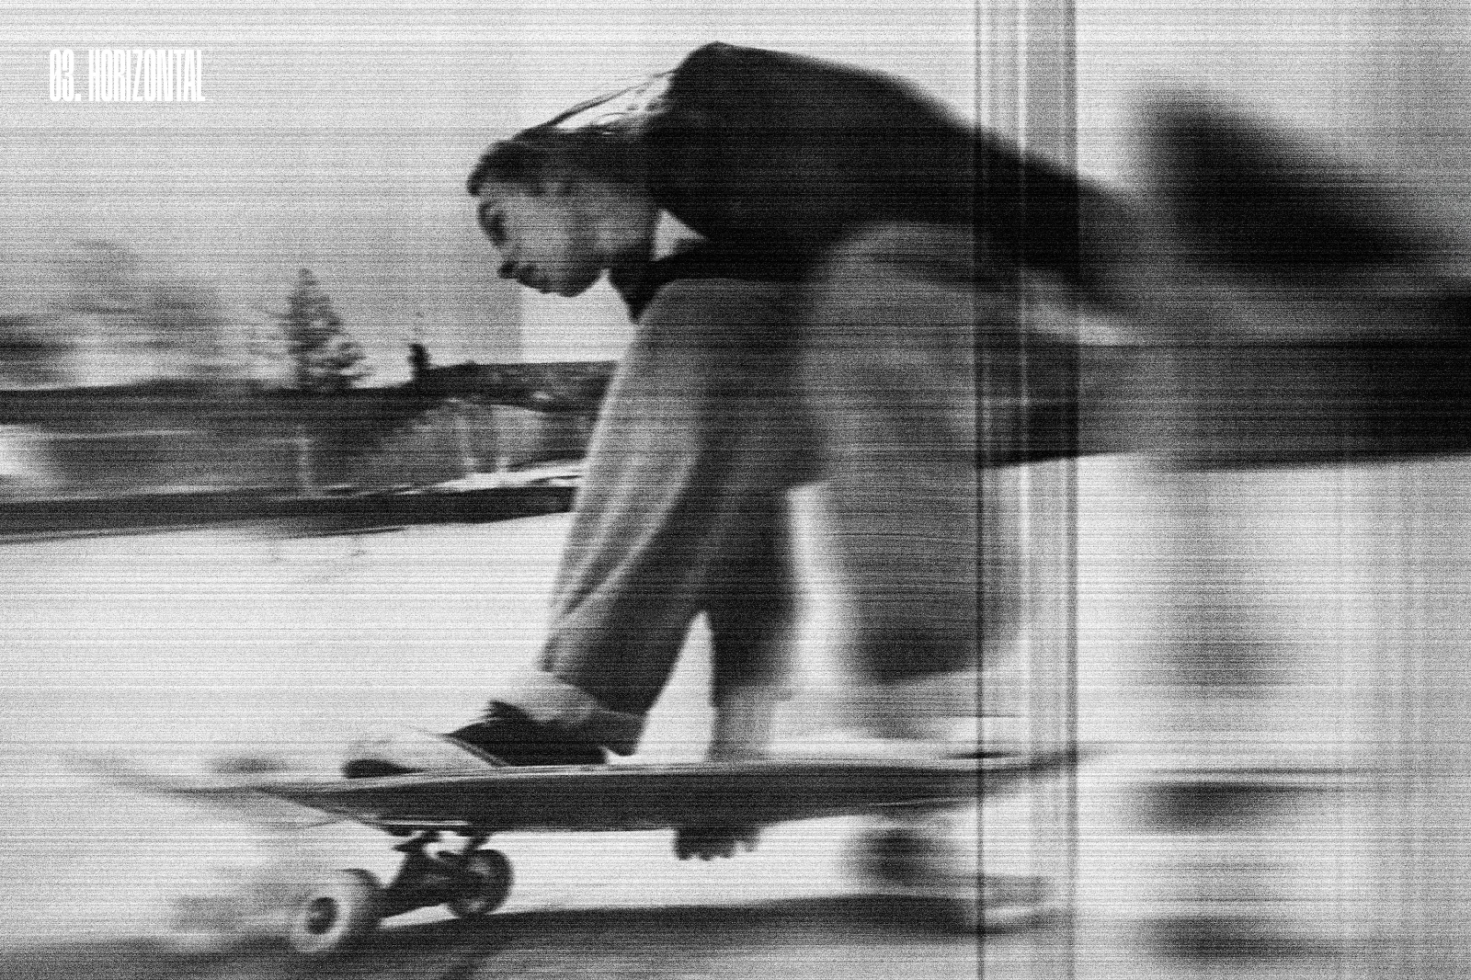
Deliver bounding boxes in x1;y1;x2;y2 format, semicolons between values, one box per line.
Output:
670;42;880;88
670;42;763;79
665;42;872;110
667;43;962;127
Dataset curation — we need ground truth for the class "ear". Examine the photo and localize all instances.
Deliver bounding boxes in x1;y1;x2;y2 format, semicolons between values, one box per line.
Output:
544;174;578;198
534;160;577;198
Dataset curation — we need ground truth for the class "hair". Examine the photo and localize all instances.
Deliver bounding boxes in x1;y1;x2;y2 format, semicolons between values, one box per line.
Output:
466;123;648;198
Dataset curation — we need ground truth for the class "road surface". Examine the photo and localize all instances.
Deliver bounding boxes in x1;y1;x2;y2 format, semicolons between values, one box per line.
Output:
3;458;1462;977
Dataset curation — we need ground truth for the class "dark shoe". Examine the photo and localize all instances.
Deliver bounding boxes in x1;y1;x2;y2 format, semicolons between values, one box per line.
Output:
445;702;606;768
342;702;605;778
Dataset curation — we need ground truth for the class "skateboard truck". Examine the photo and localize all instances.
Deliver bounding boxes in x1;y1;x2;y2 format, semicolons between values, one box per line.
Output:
288;828;514;957
379;830;497;917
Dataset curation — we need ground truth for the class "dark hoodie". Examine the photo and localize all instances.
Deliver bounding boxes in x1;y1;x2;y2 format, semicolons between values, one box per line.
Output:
612;43;1100;317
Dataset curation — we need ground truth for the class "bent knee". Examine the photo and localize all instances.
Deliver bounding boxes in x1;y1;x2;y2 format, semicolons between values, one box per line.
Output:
639;278;792;337
631;277;797;373
818;222;979;291
804;222;983;362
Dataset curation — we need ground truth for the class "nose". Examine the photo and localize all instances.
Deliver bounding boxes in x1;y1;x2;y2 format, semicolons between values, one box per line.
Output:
498;261;517;281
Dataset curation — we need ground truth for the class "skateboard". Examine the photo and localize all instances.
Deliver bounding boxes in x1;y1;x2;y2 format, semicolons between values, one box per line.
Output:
102;753;1071;956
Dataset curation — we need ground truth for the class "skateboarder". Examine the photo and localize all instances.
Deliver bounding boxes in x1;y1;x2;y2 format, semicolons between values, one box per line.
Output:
346;43;1104;787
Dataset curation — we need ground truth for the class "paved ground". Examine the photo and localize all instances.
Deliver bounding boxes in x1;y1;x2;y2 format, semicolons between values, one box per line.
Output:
3;457;1465;977
0;507;1008;978
0;899;984;980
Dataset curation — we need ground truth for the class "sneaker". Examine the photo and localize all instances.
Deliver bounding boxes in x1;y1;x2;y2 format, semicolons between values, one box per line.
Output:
342;702;606;778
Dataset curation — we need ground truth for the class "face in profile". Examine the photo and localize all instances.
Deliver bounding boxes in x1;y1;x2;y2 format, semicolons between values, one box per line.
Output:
476;177;604;297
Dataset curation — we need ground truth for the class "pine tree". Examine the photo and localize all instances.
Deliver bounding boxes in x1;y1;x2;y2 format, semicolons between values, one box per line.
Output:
278;269;368;393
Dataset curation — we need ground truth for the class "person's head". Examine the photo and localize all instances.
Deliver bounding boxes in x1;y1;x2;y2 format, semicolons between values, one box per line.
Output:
467;125;656;297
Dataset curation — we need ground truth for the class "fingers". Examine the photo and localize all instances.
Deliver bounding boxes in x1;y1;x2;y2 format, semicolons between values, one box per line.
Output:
674;826;761;860
675;832;735;861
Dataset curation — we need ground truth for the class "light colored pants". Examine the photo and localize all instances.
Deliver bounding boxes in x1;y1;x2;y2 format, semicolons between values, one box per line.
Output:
510;224;1001;754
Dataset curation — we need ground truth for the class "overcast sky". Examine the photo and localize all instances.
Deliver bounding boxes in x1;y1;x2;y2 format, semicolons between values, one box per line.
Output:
0;1;979;384
3;0;1468;384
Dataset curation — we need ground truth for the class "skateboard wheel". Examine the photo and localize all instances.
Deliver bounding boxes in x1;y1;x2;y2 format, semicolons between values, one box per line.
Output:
288;869;382;957
447;849;514;921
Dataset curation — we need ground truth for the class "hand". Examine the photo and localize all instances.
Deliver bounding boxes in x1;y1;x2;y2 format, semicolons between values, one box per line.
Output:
674;822;762;861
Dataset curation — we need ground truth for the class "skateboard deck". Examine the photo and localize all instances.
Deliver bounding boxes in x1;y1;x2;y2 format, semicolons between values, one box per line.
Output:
100;752;1071;833
97;751;1073;956
255;753;1067;834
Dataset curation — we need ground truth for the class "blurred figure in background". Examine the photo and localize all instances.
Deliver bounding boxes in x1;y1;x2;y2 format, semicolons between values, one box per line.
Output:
1093;96;1471;965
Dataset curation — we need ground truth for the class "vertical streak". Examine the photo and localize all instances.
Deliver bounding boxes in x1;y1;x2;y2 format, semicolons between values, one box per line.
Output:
1020;0;1079;974
1016;0;1030;152
1058;3;1079;977
980;0;1080;973
972;6;988;976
